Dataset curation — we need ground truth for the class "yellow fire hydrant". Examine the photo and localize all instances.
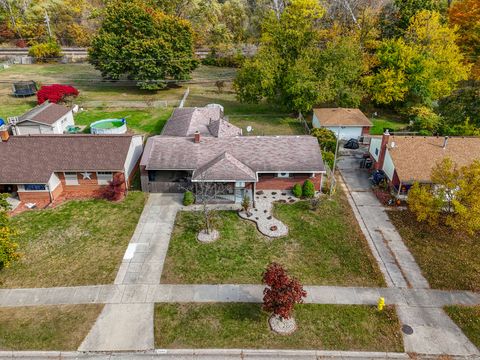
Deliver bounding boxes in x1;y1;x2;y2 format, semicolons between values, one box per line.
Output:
377;297;385;311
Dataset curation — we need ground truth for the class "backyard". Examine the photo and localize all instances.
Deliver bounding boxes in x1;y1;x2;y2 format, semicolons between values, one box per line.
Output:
0;305;103;350
161;193;384;286
154;303;403;351
0;192;146;288
389;210;480;292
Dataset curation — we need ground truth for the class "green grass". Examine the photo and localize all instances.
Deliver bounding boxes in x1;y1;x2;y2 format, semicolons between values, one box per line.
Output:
229;115;305;136
0;192;146;288
75;108;172;135
389;210;480;292
154;303;403;351
370;117;409;135
161;193;384;286
445;306;480;349
0;304;103;350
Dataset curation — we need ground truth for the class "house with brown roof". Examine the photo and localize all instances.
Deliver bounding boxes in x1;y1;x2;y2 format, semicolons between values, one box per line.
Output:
0;131;143;205
8;102;75;135
369;131;480;196
313;108;372;140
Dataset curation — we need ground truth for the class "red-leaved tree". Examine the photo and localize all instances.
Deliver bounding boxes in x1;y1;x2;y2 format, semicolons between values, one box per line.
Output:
103;173;126;201
262;262;306;320
37;84;79;105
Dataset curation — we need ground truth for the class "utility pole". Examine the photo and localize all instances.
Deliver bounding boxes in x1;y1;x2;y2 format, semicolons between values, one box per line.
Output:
44;10;52;39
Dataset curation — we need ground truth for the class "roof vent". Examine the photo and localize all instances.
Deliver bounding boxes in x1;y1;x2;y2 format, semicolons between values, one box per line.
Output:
194;131;200;144
443;136;449;149
391;141;396;148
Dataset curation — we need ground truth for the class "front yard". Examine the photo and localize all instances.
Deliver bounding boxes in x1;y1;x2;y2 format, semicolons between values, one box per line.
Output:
0;192;146;288
161;193;384;286
389;210;480;292
445;306;480;349
0;305;103;350
154;303;403;351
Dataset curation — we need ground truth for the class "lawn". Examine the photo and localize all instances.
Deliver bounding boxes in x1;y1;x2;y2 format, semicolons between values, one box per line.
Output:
0;192;146;288
389;210;480;292
0;305;102;350
445;306;480;349
370;117;409;135
154;303;403;351
161;193;384;286
74;107;172;135
229;115;305;136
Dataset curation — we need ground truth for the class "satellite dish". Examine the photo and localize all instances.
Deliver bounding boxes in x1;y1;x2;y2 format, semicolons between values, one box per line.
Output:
246;126;253;133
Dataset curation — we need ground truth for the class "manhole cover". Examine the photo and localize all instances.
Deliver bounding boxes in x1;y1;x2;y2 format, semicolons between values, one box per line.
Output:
402;324;414;335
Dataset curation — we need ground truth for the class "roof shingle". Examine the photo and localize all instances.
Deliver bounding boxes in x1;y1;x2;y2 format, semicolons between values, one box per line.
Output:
16;102;72;126
0;134;135;184
313;108;372;127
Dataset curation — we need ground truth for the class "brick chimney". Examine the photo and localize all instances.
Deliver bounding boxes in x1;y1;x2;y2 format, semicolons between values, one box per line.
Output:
375;129;390;170
194;130;201;144
0;127;10;142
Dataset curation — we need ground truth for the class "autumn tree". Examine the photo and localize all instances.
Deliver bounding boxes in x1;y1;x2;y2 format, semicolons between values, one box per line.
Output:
407;158;480;235
89;0;197;90
438;85;480;133
365;10;470;107
234;0;366;113
262;262;306;320
448;0;480;79
0;194;20;270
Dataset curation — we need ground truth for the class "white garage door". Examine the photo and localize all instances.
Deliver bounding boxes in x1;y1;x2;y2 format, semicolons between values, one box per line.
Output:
326;126;362;140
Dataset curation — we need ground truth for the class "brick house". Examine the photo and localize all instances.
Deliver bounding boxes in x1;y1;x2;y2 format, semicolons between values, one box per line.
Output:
312;108;372;140
140;107;325;203
369;131;480;197
0;132;143;204
8;102;75;135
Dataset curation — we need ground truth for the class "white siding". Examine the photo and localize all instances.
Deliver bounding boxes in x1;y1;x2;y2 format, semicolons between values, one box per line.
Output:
312;113;320;128
369;138;382;161
123;135;144;183
14;122;54;135
47;173;61;192
325;126;362;140
383;150;395;181
53;111;75;134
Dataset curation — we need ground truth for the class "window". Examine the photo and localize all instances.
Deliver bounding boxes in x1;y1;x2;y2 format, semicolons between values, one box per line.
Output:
64;172;79;185
24;184;47;191
276;173;292;178
235;181;246;188
97;172;113;185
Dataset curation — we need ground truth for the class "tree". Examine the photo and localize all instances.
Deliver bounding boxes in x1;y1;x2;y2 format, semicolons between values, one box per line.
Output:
262;262;306;320
88;0;198;90
235;0;365;113
407;158;480;235
310;128;337;153
407;106;442;135
448;0;480;79
0;194;20;269
365;10;470;107
103;173;126;201
438;85;480;132
37;84;79;105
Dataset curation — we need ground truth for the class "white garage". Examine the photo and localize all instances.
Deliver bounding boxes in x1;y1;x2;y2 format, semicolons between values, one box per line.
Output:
312;108;372;140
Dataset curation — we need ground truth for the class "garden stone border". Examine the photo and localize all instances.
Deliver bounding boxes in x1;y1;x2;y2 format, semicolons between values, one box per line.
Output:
238;190;298;238
197;229;220;243
269;314;297;335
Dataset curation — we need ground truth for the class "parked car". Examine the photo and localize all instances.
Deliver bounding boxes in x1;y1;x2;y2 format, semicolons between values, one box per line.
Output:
344;138;359;149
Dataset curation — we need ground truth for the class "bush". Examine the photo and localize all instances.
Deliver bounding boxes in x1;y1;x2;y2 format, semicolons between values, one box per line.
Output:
183;191;195;206
310;128;337;153
407;106;442;134
302;179;315;198
241;195;250;212
37;84;79;105
292;184;302;198
28;41;62;62
322;151;335;170
103;174;125;201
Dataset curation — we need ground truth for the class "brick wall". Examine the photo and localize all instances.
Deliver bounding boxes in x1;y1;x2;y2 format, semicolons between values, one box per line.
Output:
56;171;125;199
256;173;322;191
18;191;51;202
362;126;371;136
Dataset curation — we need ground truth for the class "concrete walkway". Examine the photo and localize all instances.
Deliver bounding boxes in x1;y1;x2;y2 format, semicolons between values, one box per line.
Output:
1;284;478;307
79;194;182;352
337;152;479;357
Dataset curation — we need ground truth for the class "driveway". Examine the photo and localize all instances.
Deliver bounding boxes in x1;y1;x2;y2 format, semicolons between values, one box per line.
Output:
79;194;182;352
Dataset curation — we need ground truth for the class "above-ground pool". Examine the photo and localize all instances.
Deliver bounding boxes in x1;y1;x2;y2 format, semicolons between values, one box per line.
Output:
90;119;127;134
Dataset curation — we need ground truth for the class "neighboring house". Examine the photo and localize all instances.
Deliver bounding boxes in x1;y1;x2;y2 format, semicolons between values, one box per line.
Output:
162;107;242;137
141;133;325;203
8;102;74;135
312;108;372;140
369;130;480;196
0;131;143;204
